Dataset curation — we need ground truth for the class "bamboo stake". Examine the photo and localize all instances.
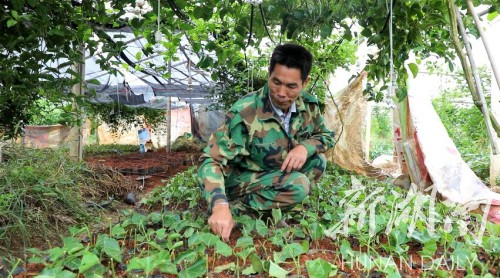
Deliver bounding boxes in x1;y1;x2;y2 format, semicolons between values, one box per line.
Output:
464;1;499;154
456;8;499;154
466;0;500;95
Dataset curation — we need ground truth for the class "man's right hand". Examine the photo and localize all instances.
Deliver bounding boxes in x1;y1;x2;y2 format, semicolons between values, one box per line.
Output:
208;204;234;241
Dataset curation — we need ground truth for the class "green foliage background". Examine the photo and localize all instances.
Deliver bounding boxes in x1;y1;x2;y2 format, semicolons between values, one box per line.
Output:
433;93;490;181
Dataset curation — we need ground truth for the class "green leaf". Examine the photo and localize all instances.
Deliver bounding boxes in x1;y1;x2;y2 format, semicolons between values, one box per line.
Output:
272;208;282;224
205;41;217;51
213;262;236;273
242;265;258;275
487;11;498;21
174;250;197;264
434;269;449;278
361;28;372;37
199;232;220;246
198;56;213;68
216;240;233;257
268;261;289;278
485;221;500;236
309;222;324;240
64;257;81;271
126;257;144;272
86;78;101;85
340;239;355;258
135;51;142;60
11;0;24;10
249;253;264;273
7;19;18;27
255;219;269;237
451;245;476;268
373;257;399;277
408;63;419;78
282;242;306;259
79;251;100;274
419;240;437;257
110;224;126;238
158;260;178;275
358;253;374;270
236;236;254;248
127;256;157;274
300;239;310;254
103;237;122;263
178;258;207;278
11;10;19;19
320;24;333;39
48;247;64;262
62;237;84;254
237;247;256;261
38;267;76;278
305;258;334;278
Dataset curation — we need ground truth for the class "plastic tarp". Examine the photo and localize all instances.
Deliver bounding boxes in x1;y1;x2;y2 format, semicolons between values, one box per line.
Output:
405;90;500;223
323;72;386;178
83;28;217;108
192;104;225;142
21;122;91;148
96;106;192;147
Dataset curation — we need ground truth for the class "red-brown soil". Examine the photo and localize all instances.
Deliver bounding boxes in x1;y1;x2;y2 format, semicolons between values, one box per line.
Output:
85;149;200;192
13;150;498;277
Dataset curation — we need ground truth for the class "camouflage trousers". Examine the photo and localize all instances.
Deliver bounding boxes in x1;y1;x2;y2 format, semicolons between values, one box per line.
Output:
225;153;327;214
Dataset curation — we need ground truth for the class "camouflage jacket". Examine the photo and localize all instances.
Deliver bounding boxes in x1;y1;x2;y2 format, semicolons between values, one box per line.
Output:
197;85;335;209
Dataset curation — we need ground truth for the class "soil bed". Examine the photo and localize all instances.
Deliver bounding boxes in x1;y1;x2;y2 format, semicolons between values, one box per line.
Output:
85;149;200;191
11;149;498;277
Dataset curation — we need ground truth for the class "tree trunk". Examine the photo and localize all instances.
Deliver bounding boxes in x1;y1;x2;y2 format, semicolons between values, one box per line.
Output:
69;46;85;161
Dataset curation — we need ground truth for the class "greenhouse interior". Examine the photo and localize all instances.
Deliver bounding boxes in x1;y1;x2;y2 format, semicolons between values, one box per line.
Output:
0;1;499;277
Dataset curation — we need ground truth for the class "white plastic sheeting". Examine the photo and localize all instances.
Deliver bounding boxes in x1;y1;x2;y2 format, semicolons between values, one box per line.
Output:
407;90;500;222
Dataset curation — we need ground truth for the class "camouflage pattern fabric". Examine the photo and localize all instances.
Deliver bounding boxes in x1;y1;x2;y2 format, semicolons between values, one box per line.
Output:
225;153;326;215
197;85;335;212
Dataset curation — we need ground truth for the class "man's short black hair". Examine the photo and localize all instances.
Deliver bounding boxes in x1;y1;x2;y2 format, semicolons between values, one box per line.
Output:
269;43;313;82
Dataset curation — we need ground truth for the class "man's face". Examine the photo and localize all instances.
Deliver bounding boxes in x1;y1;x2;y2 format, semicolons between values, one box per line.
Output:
268;64;309;112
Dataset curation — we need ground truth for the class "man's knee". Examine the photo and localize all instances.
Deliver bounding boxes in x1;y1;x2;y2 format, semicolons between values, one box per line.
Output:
282;173;310;205
302;153;327;184
310;153;327;173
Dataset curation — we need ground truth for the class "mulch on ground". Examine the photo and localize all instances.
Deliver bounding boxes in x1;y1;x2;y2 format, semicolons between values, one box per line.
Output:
85;149;201;191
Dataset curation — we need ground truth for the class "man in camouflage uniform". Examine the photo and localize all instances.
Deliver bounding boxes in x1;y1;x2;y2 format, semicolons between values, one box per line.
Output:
197;43;335;240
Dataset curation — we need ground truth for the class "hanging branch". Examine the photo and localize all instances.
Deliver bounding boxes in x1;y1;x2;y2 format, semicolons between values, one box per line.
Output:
246;5;255;49
165;0;190;22
244;4;255;84
99;31;166;87
380;0;397;34
259;4;275;44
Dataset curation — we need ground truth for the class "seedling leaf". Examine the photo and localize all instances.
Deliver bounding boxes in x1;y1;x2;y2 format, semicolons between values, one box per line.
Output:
103;237;122;263
79;251;100;274
213;262;236;273
216;240;233;257
305;258;334;278
268;261;289;278
179;258;207;278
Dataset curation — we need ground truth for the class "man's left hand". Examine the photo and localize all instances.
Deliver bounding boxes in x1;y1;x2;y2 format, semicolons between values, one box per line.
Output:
281;144;308;173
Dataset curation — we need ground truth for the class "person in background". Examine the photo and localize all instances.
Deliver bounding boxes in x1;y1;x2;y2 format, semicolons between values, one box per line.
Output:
197;43;336;240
